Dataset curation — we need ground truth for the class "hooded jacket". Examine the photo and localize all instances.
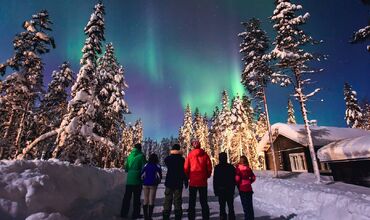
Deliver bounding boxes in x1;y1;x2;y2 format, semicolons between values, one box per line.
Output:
213;160;236;196
184;148;212;187
164;150;188;189
125;148;146;185
141;162;162;186
235;164;256;192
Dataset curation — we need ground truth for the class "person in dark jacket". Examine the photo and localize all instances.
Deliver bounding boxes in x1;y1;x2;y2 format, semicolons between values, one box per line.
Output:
214;152;236;220
184;140;212;220
121;143;146;219
235;155;256;220
141;153;162;220
162;144;188;220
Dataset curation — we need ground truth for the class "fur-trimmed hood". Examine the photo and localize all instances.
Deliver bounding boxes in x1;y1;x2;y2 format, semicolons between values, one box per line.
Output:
170;149;183;155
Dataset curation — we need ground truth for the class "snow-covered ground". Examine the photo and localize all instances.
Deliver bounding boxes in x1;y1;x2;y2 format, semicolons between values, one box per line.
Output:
1;160;369;220
253;171;370;220
0;160;125;220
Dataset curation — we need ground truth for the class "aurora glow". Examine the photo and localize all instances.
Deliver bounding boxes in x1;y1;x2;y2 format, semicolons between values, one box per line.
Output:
0;0;369;139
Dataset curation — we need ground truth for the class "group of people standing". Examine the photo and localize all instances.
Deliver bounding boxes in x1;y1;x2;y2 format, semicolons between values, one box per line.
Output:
120;141;256;220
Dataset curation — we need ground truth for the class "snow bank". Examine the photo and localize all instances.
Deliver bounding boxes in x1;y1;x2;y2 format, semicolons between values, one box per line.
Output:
253;171;370;220
318;135;370;162
0;159;125;220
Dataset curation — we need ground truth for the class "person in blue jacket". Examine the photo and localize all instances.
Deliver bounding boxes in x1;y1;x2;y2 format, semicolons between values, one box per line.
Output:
141;153;162;220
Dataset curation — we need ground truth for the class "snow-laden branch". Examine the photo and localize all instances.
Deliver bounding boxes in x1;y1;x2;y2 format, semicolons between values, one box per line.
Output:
17;129;60;160
305;88;321;99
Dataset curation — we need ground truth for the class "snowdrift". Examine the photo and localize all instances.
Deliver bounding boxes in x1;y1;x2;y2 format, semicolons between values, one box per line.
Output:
253;171;370;220
0;159;125;220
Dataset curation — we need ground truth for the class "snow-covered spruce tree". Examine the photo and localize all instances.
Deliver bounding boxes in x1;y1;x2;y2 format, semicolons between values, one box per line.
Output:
287;99;297;124
255;113;268;142
193;108;207;149
202;113;212;159
238;18;278;173
0;10;55;159
230;95;251;166
242;95;255;127
360;101;370;130
350;0;370;52
96;43;129;144
52;3;110;165
270;0;325;182
179;104;193;155
209;106;221;164
133;119;143;144
344;83;363;128
121;123;134;157
218;90;233;160
25;62;73;159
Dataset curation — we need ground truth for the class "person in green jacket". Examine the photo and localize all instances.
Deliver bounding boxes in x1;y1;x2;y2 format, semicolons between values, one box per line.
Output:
121;143;147;219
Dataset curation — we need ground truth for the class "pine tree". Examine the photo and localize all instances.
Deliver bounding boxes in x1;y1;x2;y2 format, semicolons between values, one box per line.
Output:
239;18;280;175
270;0;324;182
26;62;73;159
193;108;207;149
242;95;255;130
218;91;232;159
255;113;268;142
0;10;55;159
133;119;143;144
210;106;221;164
344;83;363;128
360;101;370;130
350;1;370;52
179;104;193;155
287;99;297;124
230;95;250;165
121;123;134;157
52;3;109;165
202;113;211;159
239;18;274;99
96;43;129;144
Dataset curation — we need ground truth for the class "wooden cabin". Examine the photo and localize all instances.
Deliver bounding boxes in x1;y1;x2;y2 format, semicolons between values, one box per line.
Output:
257;123;370;174
318;135;370;187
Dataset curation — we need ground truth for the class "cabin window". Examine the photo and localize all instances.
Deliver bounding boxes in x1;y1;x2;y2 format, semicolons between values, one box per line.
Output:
289;153;307;172
319;162;331;172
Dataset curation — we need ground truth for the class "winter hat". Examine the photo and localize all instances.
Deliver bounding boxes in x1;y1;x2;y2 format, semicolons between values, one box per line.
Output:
219;152;227;164
191;140;201;149
171;144;181;150
134;143;142;151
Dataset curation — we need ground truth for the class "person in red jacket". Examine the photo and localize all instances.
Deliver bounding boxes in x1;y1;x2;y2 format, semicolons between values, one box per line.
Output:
235;155;256;220
184;140;212;220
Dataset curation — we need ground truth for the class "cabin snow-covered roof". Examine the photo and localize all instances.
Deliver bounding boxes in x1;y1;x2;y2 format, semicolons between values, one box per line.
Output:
317;135;370;162
257;123;370;153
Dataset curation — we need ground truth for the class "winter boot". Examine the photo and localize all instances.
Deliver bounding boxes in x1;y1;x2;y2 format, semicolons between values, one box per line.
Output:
162;210;170;220
143;205;149;220
174;209;183;220
148;205;154;220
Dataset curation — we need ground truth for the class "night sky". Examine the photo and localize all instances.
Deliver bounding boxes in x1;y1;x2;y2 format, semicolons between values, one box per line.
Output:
0;0;369;140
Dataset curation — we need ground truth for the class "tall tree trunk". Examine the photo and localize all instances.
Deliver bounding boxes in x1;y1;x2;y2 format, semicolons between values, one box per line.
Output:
15;101;30;153
295;72;321;183
263;88;278;177
3;109;15;139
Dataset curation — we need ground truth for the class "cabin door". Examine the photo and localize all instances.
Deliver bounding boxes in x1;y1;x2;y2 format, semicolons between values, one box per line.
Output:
289;153;308;172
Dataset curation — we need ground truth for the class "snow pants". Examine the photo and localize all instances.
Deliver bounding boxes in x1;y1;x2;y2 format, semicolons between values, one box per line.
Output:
121;184;142;218
188;186;209;220
163;187;183;218
239;191;254;220
218;194;235;220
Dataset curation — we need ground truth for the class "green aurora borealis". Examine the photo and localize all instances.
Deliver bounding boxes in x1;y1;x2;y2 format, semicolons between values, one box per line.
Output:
0;0;369;139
